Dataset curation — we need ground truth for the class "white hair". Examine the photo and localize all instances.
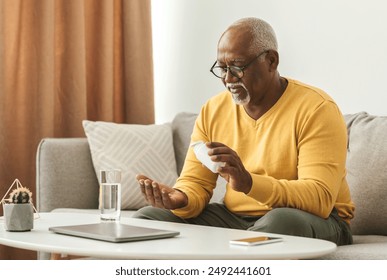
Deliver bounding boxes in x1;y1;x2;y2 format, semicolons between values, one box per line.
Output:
229;17;278;58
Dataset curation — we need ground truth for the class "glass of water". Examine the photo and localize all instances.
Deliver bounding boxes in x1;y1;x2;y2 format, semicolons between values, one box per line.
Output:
100;170;121;222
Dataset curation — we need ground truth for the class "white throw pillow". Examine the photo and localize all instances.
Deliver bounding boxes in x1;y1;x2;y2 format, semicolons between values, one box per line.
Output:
82;120;178;210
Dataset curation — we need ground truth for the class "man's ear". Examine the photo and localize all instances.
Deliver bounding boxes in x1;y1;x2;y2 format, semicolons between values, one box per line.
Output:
266;50;279;71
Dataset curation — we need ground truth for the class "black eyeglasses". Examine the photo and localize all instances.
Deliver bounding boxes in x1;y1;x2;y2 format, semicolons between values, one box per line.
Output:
210;50;268;79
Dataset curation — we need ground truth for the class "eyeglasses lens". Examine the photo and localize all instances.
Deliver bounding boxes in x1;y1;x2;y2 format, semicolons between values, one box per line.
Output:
212;67;243;79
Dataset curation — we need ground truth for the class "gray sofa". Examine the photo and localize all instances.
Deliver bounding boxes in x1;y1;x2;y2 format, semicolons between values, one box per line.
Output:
36;112;387;259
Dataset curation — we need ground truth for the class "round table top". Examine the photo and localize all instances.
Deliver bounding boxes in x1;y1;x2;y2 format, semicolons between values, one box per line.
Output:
0;212;336;260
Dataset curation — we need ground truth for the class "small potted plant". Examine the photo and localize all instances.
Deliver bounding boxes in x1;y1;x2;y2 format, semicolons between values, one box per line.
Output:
1;180;34;231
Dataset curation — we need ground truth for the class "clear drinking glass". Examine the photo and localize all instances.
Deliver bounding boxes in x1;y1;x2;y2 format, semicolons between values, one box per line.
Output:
100;170;121;222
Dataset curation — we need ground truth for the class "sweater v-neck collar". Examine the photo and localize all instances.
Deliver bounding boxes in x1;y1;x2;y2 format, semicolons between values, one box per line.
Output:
239;79;292;128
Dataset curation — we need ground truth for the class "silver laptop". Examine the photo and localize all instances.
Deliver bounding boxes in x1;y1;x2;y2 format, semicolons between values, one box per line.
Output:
49;223;179;243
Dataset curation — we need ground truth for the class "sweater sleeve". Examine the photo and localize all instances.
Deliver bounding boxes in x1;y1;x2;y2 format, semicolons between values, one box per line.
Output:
246;101;348;218
171;105;219;218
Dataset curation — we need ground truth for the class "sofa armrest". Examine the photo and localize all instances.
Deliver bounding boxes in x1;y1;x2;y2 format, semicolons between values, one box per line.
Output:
36;138;99;212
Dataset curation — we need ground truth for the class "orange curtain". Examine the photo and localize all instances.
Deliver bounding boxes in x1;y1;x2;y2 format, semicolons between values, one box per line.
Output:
0;0;154;259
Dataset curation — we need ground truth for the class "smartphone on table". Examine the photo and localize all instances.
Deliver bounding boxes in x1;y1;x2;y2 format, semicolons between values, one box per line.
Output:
230;236;283;246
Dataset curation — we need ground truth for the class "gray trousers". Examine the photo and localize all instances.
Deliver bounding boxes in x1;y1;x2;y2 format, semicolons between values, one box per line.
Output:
132;203;353;246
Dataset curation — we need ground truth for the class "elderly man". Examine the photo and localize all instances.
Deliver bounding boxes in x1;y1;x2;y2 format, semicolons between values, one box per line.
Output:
133;17;354;245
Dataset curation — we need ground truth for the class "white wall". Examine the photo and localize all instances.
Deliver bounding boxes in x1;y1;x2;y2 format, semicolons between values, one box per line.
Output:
152;0;387;124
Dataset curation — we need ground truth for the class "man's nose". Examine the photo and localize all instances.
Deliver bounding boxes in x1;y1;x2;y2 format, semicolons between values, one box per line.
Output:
224;69;239;83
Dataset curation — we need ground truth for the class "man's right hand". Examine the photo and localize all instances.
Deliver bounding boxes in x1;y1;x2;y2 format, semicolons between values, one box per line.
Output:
136;174;188;209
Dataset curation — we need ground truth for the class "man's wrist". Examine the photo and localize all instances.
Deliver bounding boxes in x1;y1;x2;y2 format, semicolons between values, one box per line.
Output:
242;172;253;194
173;188;189;207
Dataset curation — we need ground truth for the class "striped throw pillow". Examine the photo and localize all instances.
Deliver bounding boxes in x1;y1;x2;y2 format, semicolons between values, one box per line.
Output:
83;120;178;210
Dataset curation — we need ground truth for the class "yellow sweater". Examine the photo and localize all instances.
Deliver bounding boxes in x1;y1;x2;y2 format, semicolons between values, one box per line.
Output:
173;79;355;223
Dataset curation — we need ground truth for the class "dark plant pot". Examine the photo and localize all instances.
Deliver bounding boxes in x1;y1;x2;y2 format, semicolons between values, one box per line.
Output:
3;203;34;231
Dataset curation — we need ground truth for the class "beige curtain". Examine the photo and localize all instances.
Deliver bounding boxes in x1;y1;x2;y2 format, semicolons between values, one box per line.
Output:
0;0;154;259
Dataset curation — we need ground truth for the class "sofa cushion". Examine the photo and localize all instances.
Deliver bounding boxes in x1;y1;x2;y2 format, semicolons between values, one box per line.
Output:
82;120;178;210
345;112;387;235
321;235;387;260
36;138;99;212
171;112;198;174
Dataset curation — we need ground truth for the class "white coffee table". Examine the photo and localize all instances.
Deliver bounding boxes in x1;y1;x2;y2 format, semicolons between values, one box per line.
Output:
0;212;336;259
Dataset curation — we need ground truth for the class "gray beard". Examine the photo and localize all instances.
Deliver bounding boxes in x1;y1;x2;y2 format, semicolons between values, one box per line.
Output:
230;83;250;105
232;92;250;105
